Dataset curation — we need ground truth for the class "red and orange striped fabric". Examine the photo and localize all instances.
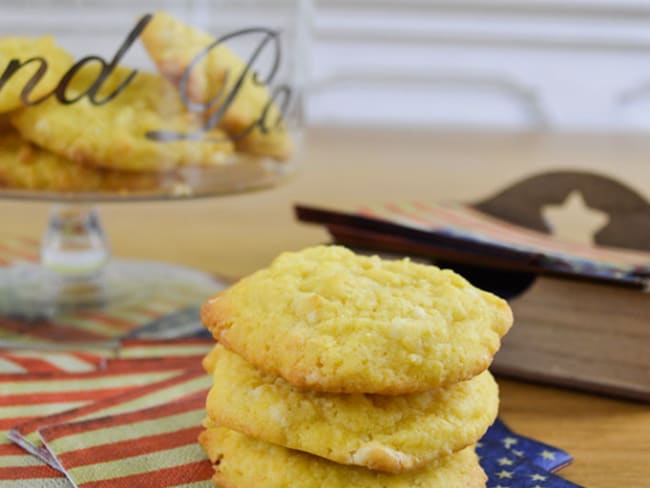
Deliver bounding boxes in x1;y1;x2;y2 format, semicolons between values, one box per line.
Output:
118;339;214;361
9;367;209;466
40;392;212;487
1;340;212;486
0;350;105;374
0;237;39;266
360;202;650;273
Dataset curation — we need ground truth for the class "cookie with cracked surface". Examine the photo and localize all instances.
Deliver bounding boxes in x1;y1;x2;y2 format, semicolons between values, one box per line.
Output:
140;11;292;161
204;344;498;473
199;425;486;488
11;66;233;172
0;128;163;192
201;245;513;394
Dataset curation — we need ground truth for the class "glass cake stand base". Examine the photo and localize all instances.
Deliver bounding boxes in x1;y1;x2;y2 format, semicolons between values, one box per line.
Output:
1;258;223;319
0;205;225;343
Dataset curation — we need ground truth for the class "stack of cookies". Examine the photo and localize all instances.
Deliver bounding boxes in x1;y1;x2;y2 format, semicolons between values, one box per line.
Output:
199;245;513;487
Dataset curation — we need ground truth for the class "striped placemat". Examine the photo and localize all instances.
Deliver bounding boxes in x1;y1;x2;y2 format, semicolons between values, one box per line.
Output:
0;341;210;487
0;350;105;374
40;392;212;488
9;368;209;467
0;339;213;374
117;339;213;360
0;441;66;488
0;237;39;266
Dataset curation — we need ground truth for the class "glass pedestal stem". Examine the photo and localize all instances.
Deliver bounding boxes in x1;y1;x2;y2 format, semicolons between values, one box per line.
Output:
38;205;111;311
41;204;110;280
0;204;224;337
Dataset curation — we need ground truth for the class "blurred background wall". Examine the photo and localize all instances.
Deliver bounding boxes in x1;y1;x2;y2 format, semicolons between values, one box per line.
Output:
6;0;650;131
308;0;650;131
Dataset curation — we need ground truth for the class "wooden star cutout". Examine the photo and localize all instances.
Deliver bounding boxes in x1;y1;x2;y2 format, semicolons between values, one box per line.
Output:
542;190;609;245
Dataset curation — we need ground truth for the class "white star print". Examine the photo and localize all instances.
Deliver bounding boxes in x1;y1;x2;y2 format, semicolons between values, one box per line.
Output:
512;449;525;457
497;457;514;466
502;437;518;448
495;485;510;488
497;470;513;479
541;450;557;460
531;473;548;481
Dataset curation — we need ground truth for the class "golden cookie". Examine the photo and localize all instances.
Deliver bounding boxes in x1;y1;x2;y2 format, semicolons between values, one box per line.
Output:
0;114;13;132
140;11;292;161
199;426;486;488
0;128;161;192
204;344;498;473
11;66;234;171
0;37;73;113
201;245;513;394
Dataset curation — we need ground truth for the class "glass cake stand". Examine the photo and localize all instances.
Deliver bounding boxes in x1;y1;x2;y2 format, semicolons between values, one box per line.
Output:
0;160;295;315
0;160;298;346
0;0;307;344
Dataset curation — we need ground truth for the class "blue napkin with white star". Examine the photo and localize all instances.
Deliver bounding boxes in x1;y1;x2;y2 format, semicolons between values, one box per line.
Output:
480;419;581;488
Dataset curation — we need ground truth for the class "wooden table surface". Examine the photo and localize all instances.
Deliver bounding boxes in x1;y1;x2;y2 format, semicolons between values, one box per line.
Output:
1;127;649;487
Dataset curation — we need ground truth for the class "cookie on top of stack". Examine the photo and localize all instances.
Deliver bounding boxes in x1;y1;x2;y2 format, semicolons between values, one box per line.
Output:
199;245;513;487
